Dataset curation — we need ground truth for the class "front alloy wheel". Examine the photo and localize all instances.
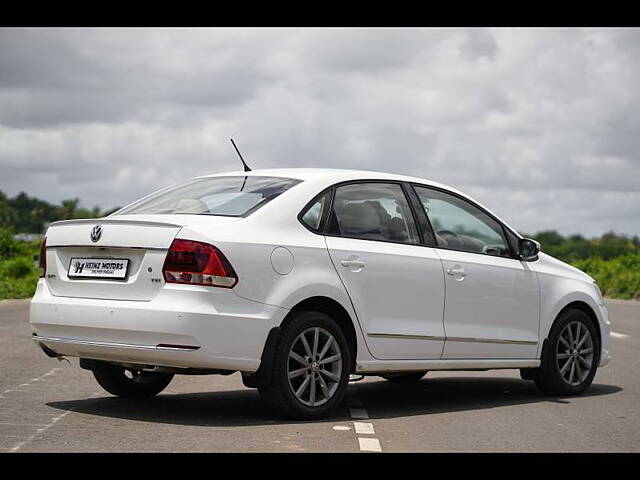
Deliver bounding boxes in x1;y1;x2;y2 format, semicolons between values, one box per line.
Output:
555;320;595;387
534;308;599;396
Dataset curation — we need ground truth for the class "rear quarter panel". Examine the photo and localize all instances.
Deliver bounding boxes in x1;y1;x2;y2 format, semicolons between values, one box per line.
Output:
172;195;374;363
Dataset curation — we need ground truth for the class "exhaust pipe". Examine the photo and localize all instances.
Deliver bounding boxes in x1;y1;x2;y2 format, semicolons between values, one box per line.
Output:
35;339;68;363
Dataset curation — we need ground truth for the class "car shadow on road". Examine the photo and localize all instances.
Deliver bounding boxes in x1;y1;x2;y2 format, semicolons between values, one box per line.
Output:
353;377;622;419
46;376;622;427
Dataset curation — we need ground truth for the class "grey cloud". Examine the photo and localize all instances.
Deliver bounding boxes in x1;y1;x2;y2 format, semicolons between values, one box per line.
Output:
0;28;639;237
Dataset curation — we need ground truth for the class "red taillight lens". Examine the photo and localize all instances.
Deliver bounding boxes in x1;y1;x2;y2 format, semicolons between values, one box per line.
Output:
162;239;237;288
38;237;47;278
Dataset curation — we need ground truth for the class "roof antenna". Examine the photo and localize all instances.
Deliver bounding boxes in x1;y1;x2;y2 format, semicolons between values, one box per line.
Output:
230;138;251;172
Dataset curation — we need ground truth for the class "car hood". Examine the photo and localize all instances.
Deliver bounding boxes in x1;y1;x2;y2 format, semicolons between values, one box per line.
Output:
535;252;595;284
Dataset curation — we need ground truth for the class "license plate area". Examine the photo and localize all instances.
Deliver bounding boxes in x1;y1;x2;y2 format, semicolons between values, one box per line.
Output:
68;257;130;280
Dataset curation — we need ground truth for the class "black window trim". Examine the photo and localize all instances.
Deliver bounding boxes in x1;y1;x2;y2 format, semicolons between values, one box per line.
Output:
408;182;521;260
297;189;333;234
298;179;425;248
297;178;522;259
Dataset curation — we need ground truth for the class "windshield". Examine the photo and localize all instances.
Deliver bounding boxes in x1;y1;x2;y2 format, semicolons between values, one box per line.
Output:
115;176;302;217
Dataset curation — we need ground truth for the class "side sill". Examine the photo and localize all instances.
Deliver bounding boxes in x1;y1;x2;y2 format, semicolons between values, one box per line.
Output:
355;358;541;374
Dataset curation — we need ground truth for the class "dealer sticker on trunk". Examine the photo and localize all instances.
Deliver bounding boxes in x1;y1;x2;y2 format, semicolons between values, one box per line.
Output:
68;258;129;279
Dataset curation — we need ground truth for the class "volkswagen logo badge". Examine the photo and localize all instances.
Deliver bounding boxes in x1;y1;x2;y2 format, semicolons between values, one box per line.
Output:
90;225;102;243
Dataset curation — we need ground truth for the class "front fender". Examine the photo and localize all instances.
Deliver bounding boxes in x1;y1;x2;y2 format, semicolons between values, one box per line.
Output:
537;275;610;364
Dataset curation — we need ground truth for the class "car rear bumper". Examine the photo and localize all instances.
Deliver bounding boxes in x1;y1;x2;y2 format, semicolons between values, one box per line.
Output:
29;279;289;373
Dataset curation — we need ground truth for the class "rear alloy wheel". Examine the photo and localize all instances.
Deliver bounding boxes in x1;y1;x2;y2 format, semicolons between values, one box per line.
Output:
92;362;173;399
381;371;428;383
534;309;599;396
259;311;350;419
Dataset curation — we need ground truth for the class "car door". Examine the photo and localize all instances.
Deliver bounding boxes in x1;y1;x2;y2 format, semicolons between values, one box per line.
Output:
324;182;446;360
412;185;540;359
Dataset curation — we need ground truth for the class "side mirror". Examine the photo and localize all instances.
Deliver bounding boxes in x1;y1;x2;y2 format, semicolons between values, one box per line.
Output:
518;238;540;262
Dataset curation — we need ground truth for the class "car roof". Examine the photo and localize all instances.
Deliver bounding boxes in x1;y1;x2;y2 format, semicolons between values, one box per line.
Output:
198;167;458;192
197;168;522;238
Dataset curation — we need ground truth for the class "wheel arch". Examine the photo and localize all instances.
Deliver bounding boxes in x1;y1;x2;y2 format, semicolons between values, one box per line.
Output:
543;300;602;364
554;300;602;347
285;296;358;372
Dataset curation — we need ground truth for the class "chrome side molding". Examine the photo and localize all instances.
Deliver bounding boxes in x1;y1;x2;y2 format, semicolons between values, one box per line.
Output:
368;332;537;346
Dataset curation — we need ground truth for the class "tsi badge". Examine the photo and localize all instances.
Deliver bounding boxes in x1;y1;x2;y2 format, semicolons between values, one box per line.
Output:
90;225;102;243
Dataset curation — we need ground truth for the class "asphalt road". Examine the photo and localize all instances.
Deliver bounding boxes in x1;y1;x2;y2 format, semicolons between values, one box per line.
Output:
1;298;638;452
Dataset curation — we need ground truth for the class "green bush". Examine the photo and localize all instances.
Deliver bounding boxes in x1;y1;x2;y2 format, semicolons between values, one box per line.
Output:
0;227;40;299
0;227;17;258
571;253;640;300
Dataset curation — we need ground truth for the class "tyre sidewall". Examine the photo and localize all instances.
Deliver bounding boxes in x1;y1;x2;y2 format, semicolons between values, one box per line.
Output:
540;309;600;395
93;363;173;398
268;311;351;419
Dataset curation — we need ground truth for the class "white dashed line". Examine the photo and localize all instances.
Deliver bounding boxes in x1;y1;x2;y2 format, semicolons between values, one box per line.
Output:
10;410;73;452
345;380;383;452
354;422;375;435
333;425;351;431
8;391;102;452
1;368;61;401
611;331;629;339
358;437;382;452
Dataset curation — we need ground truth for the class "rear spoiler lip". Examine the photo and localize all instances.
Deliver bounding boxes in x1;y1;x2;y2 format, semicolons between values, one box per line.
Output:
48;218;183;229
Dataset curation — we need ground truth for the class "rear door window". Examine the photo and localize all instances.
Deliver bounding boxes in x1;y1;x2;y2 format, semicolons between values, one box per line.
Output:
328;183;420;245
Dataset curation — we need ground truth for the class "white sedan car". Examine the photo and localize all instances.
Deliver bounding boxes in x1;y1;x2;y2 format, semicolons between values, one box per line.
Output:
30;168;611;419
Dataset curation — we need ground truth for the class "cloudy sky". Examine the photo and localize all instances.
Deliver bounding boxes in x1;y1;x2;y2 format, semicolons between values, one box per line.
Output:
1;27;638;236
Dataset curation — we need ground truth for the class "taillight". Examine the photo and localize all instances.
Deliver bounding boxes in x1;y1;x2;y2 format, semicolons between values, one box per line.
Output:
38;237;47;278
162;239;237;288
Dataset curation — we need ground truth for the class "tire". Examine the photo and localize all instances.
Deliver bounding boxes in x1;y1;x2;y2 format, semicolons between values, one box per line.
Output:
381;371;428;383
534;308;600;396
258;310;351;420
92;362;173;399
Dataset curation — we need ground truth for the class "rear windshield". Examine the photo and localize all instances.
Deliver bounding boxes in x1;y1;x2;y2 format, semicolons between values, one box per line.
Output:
115;176;302;217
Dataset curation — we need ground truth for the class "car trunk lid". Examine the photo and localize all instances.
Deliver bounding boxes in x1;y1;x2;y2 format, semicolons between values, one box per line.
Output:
43;215;239;301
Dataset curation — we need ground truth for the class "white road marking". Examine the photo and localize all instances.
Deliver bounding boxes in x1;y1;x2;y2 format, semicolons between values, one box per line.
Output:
346;380;382;452
1;368;60;401
354;422;375;435
358;437;382;452
611;331;629;339
0;422;50;427
8;391;102;452
9;410;73;452
333;425;351;431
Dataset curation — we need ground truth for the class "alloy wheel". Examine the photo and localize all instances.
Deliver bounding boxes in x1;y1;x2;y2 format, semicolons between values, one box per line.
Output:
287;327;343;407
556;320;594;386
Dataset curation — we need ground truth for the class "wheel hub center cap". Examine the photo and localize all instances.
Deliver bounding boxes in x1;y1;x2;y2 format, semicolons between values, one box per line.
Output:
311;362;319;372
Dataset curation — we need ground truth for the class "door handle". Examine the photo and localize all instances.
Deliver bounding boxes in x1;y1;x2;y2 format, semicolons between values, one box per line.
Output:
340;259;366;268
446;267;466;278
